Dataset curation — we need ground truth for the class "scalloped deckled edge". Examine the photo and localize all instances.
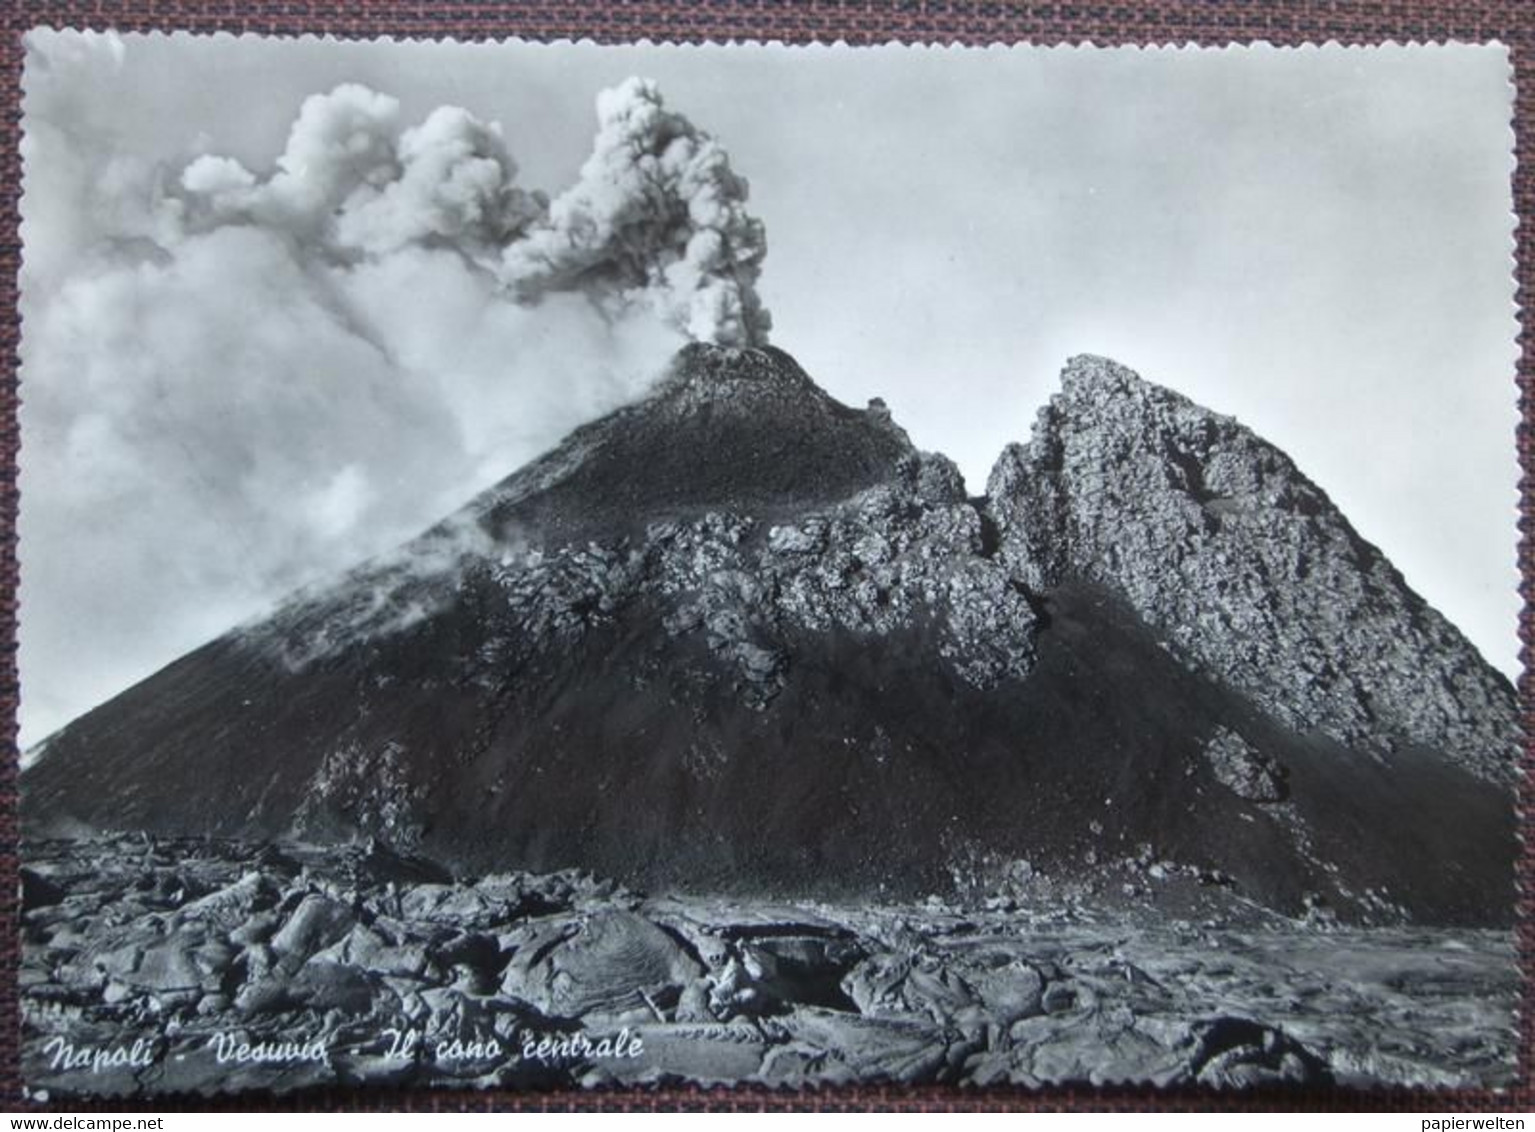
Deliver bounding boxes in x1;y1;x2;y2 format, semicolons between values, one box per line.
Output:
12;27;1521;51
5;22;1531;1110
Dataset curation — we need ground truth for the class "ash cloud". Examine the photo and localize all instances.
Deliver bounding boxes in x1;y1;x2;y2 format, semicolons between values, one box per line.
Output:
20;57;765;747
498;77;771;348
173;78;771;344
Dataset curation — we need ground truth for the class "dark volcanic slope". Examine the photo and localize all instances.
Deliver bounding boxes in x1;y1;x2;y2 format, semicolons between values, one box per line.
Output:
22;346;1519;925
470;343;915;543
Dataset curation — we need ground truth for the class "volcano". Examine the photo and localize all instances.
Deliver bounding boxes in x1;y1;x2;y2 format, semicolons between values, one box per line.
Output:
21;345;1519;926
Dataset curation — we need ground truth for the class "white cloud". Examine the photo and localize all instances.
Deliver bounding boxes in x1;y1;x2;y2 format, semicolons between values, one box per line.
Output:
179;83;402;237
19;73;734;746
337;106;546;260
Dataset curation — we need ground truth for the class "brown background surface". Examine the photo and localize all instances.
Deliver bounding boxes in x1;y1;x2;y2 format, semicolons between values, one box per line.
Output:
0;0;1528;1114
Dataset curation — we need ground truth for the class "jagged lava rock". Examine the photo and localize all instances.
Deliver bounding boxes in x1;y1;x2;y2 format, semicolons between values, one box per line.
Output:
24;837;1517;1095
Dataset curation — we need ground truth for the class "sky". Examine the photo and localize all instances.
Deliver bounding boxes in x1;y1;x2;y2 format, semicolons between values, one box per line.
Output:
16;32;1521;747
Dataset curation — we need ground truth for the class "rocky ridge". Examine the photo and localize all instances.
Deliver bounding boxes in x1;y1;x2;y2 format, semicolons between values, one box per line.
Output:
987;355;1518;785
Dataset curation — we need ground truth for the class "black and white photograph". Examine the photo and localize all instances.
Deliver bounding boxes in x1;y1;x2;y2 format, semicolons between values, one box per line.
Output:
14;32;1523;1099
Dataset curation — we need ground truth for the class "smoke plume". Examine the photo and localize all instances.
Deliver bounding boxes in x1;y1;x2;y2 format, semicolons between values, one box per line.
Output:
498;77;771;348
20;60;766;747
174;78;771;343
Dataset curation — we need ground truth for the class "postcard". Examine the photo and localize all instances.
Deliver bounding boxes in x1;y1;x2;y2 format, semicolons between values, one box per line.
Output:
15;32;1521;1098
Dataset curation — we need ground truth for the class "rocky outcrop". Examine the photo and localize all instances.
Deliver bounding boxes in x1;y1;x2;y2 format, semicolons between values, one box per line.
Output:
404;449;1031;712
1203;727;1285;803
987;354;1519;785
